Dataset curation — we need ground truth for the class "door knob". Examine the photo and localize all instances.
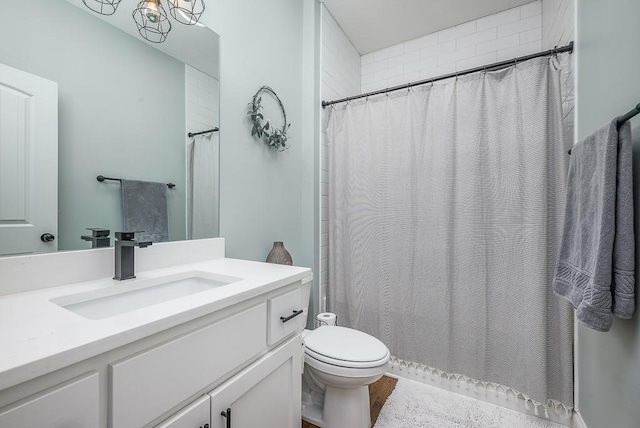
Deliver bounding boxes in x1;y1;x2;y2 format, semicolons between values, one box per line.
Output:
40;233;55;242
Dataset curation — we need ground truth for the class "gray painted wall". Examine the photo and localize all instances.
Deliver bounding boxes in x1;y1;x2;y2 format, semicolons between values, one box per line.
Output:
577;1;640;426
0;0;186;251
203;1;315;275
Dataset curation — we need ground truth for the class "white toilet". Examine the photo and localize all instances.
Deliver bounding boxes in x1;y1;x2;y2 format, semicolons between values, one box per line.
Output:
301;325;390;428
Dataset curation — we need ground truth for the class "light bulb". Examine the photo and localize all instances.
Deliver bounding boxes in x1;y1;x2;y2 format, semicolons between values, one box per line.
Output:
144;0;161;23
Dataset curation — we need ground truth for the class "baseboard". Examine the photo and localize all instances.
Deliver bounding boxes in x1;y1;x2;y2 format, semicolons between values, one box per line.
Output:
573;411;588;428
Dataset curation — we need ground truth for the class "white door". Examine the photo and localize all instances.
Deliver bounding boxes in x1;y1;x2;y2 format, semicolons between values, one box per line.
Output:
0;62;58;256
208;337;302;428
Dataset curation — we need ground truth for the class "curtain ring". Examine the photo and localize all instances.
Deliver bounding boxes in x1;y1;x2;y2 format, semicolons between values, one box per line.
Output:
406;82;410;93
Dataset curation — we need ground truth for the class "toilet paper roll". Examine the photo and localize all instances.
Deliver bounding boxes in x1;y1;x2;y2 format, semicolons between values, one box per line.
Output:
315;312;337;327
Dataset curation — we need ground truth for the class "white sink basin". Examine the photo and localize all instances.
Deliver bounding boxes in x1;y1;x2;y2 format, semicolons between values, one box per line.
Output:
52;272;241;320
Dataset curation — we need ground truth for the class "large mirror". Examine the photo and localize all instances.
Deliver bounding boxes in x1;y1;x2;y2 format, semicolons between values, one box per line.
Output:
0;0;220;255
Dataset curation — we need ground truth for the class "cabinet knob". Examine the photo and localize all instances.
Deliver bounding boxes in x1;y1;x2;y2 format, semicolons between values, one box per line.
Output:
221;408;231;428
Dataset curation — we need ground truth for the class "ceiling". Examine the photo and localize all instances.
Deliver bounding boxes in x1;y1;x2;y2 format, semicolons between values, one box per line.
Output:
322;0;535;54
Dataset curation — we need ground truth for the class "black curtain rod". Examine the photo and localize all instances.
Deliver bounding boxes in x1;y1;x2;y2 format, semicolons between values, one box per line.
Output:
188;127;219;138
322;42;574;108
96;175;176;189
568;103;640;154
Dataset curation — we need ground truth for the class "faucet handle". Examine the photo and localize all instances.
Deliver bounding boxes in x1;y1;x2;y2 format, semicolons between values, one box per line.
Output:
86;228;110;238
115;231;144;241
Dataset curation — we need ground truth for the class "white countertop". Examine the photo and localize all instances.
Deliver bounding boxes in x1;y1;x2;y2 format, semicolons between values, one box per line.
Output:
0;258;312;391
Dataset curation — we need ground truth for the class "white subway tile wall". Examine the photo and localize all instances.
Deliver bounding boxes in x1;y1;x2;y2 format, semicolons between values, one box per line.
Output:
360;1;543;94
186;65;219;140
542;0;574;50
320;5;361;311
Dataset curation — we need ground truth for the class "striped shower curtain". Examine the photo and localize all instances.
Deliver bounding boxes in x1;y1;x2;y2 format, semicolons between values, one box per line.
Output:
327;56;574;409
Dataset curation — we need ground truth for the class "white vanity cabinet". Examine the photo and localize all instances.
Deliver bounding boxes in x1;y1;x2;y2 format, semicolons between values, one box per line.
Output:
0;275;311;428
208;336;301;428
0;245;312;428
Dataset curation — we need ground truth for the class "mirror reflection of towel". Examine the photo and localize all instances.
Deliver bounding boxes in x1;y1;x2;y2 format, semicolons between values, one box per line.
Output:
188;133;219;239
121;179;169;242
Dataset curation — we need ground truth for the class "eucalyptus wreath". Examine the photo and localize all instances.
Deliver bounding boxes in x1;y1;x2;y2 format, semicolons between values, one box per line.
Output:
247;86;291;151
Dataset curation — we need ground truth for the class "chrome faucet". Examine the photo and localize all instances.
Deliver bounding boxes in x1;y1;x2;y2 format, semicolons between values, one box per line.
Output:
114;231;152;280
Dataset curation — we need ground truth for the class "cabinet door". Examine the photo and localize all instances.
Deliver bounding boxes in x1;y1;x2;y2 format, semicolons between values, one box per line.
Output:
209;336;301;428
155;395;210;428
0;372;98;428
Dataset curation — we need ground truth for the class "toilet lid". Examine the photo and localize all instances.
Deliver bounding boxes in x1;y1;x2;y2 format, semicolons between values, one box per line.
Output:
304;326;389;364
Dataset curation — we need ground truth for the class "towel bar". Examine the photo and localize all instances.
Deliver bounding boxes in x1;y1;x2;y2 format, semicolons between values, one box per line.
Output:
568;102;640;155
188;127;219;138
97;175;176;189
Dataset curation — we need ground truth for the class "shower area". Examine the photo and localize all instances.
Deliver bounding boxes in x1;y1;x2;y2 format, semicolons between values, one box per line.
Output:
319;0;576;420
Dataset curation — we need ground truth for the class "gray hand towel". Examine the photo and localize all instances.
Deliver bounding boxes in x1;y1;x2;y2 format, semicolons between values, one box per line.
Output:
553;119;635;331
121;179;169;243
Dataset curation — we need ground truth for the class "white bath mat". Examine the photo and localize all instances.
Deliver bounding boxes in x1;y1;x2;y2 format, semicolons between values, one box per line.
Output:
374;378;567;428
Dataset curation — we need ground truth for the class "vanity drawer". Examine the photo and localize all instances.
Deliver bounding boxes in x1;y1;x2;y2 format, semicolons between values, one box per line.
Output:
0;372;99;428
267;287;304;346
110;303;267;428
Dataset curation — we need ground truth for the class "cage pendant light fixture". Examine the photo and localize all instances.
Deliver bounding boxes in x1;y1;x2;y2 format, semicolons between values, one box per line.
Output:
167;0;205;25
82;0;121;15
132;0;172;44
82;0;205;43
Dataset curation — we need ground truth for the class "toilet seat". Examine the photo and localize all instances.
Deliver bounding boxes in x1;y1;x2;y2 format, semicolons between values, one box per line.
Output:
303;326;390;370
305;347;389;369
304;351;389;378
